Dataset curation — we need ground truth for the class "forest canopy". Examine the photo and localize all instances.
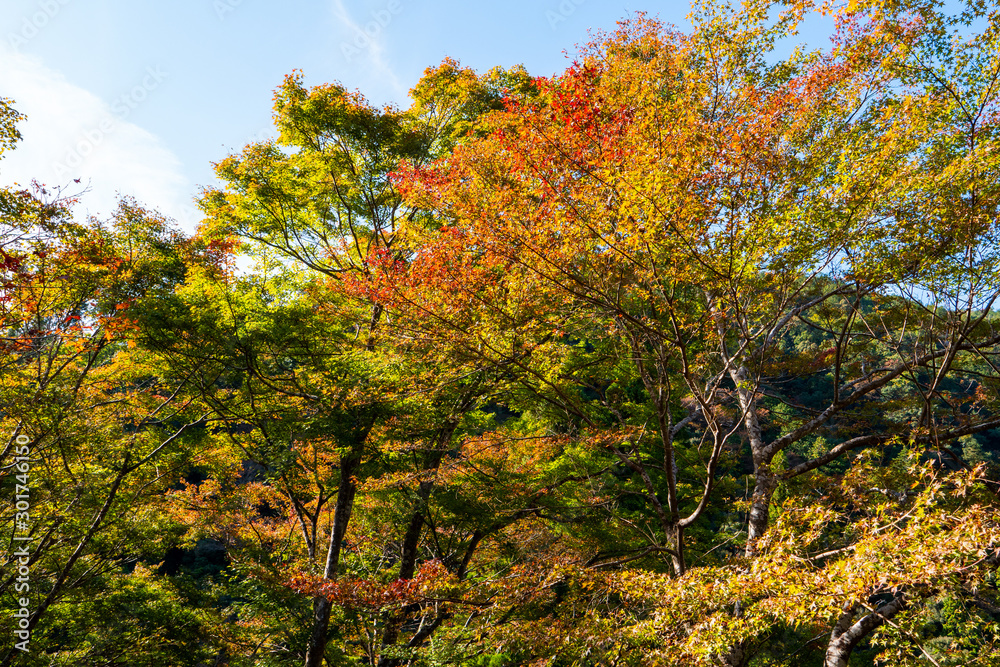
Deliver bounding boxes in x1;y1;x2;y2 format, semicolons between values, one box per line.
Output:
2;1;1000;666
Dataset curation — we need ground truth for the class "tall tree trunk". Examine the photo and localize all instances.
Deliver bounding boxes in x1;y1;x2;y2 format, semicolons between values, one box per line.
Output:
376;436;452;666
668;524;685;576
375;479;434;667
714;362;771;666
825;597;905;667
303;445;363;667
745;465;777;557
727;364;775;557
718;640;748;667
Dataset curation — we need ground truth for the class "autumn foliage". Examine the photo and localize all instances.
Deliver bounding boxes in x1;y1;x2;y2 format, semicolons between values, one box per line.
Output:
2;2;1000;667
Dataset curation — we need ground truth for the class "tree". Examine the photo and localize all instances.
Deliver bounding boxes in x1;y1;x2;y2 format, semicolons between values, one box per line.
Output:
388;1;1000;663
0;193;213;665
189;60;550;666
3;2;998;663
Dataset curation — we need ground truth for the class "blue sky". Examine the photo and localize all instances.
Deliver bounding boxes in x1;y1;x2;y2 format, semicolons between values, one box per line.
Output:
0;1;828;232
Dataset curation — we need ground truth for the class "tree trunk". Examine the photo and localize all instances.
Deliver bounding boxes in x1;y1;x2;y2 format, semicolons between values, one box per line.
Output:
669;523;685;576
375;480;433;667
745;465;777;557
718;641;748;667
727;363;775;557
825;597;905;667
376;436;451;667
303;445;362;667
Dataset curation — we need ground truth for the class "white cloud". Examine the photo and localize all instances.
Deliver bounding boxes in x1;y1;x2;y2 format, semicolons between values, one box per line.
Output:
0;45;199;231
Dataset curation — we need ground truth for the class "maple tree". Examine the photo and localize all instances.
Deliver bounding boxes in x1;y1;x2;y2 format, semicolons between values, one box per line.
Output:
179;59;571;667
1;1;999;665
383;0;1000;664
0;191;218;665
